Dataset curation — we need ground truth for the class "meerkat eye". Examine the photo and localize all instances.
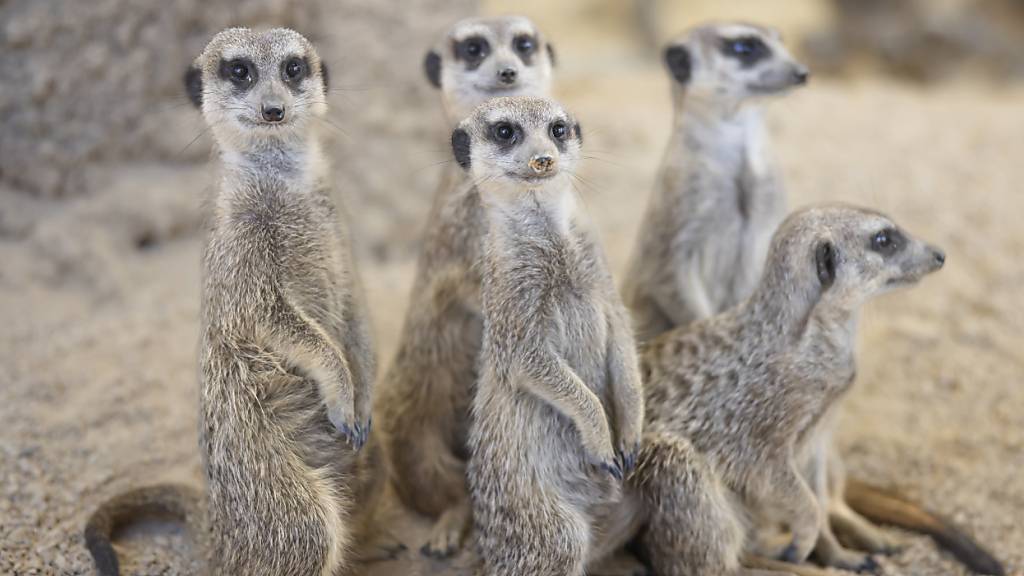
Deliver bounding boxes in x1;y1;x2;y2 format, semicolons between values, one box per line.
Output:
228;60;251;83
492;122;516;143
870;228;904;254
550;121;568;141
283;57;307;82
721;36;770;64
514;35;536;54
460;37;490;61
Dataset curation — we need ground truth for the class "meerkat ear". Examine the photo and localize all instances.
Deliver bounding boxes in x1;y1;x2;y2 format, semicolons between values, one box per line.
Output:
452;128;471;170
424;50;442;89
184;65;203;108
546;43;557;67
815;241;837;289
574;122;582;144
320;61;330;91
664;44;692;84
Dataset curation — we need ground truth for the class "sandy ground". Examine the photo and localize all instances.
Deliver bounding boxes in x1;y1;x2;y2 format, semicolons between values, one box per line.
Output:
1;36;1023;576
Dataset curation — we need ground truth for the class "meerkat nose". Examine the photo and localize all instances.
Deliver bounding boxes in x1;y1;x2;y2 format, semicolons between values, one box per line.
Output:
529;155;555;174
261;105;286;123
792;67;810;85
931;247;946;267
498;67;518;85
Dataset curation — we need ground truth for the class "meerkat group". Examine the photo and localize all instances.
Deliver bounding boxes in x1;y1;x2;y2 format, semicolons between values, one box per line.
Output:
83;16;1004;576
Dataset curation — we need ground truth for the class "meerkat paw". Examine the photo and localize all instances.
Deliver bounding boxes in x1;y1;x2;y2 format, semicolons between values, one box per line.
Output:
595;458;624;480
819;549;880;574
420;505;470;559
779;538;816;566
327;402;365;450
356;531;408;564
615;440;641;476
583;435;622;480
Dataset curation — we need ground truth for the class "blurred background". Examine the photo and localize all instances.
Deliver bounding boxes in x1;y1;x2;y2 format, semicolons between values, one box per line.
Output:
1;1;1022;574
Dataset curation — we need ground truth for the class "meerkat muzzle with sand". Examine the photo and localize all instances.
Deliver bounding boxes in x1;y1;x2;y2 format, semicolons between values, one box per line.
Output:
623;22;808;343
455;96;645;576
376;15;557;559
634;205;945;576
84;28;388;576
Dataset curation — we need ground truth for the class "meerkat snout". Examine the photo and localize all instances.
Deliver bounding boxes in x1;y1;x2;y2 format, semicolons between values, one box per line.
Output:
529;154;555;175
261;104;286;123
498;66;519;85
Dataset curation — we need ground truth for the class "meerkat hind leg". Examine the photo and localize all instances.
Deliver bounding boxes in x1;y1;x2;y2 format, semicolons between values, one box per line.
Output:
420;499;471;558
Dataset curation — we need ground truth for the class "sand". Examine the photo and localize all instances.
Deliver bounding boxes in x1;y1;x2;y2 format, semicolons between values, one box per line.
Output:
1;38;1022;576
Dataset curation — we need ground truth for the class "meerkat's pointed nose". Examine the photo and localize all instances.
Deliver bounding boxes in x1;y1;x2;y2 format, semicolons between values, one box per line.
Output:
529;155;555;175
792;66;810;85
261;105;286;123
498;67;518;85
931;247;946;268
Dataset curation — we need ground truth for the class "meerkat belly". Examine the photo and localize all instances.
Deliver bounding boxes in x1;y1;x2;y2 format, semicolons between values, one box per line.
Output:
553;294;611;396
698;210;747;311
472;379;618;505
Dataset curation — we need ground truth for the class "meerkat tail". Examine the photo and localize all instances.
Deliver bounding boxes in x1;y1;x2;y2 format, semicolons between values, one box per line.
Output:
84;483;204;576
743;555;833;576
844;478;1005;576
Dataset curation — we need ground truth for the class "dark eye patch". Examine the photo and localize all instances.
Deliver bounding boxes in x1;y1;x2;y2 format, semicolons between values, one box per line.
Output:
454;36;491;71
719;35;772;67
281;56;309;93
870;228;905;256
513;34;537;65
218;58;257;90
487;121;521;148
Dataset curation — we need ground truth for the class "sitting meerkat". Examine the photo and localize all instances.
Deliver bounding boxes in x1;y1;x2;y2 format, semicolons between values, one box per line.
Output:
455;96;645;576
623;22;808;343
376;15;556;558
633;205;945;576
84;28;385;576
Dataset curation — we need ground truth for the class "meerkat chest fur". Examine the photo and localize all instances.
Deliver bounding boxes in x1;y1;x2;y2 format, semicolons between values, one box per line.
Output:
483;195;612;396
205;140;352;341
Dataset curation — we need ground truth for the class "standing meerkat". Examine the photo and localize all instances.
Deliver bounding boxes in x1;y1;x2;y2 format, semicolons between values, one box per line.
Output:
623;22;808;343
456;96;645;576
632;205;946;576
84;28;383;576
376;16;556;558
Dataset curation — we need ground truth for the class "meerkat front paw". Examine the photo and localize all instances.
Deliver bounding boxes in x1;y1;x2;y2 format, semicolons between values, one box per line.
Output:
327;402;365;450
583;435;622;480
616;440;641;476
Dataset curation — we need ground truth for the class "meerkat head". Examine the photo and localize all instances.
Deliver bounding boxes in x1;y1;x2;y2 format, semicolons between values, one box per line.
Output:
663;22;808;112
452;96;582;207
425;16;556;124
184;28;329;150
764;205;945;315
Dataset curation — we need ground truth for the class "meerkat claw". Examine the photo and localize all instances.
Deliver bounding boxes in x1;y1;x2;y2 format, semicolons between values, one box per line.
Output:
779;543;801;564
600;460;624;480
855;555;881;574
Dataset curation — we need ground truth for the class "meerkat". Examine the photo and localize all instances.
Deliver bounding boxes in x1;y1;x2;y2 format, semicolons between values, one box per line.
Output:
451;96;644;576
632;205;946;576
622;22;808;343
84;28;384;576
376;16;556;558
